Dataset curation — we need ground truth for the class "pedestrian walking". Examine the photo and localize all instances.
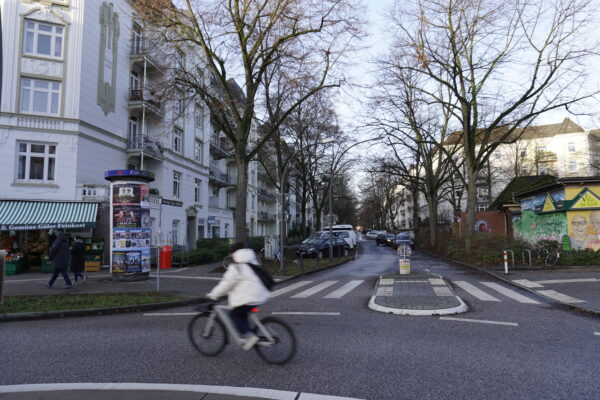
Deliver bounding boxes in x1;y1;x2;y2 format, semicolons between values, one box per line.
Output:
70;236;86;284
46;232;73;289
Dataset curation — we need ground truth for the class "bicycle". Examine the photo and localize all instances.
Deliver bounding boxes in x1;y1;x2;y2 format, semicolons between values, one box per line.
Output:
188;302;297;365
533;246;560;267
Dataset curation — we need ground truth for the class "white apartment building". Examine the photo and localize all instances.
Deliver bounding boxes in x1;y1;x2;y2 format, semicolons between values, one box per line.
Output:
0;0;268;255
394;119;600;229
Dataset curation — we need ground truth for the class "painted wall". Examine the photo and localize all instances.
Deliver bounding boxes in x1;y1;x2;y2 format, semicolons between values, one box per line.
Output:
513;210;567;244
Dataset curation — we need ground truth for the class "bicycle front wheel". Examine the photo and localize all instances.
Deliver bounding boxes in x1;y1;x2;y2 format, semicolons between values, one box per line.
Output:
545;252;559;267
188;313;227;356
254;317;297;365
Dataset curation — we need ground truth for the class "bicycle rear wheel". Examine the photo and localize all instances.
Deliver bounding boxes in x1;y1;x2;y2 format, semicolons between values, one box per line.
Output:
254;317;297;365
545;252;559;267
188;313;227;356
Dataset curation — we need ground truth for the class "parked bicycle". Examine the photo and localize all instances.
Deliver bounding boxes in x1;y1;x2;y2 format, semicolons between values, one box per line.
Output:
188;302;297;365
532;245;560;267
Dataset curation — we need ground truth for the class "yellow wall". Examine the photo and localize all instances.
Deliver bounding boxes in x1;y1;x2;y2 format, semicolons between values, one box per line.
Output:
565;186;600;200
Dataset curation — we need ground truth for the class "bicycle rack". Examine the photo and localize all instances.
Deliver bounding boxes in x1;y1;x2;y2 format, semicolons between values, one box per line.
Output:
502;250;514;274
522;249;532;266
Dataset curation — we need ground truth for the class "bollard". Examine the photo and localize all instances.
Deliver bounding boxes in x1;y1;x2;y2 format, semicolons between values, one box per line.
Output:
503;250;508;274
0;250;5;306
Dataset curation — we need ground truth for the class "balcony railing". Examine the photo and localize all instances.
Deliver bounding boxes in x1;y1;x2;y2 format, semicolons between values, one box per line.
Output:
127;135;164;158
128;89;164;118
257;188;276;202
130;38;163;71
209;167;231;186
258;211;276;222
209;135;234;159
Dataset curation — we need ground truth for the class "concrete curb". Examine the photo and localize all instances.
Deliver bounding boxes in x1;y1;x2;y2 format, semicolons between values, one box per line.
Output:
367;274;468;316
0;251;358;322
425;251;600;318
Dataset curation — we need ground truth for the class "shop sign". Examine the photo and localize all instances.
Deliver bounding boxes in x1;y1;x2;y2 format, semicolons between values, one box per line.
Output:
161;199;183;207
572;190;600;209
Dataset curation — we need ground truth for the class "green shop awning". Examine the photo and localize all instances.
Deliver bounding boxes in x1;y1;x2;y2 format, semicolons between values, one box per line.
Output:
0;201;98;231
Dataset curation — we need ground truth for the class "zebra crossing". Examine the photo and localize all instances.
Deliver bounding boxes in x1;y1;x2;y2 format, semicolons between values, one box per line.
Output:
270;278;556;305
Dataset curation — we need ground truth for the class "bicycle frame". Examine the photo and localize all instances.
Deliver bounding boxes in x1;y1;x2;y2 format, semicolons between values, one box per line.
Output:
203;305;276;347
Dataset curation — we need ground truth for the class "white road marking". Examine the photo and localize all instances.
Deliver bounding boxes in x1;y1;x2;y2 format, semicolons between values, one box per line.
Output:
433;286;453;297
594;332;600;336
379;279;394;285
376;286;393;296
292;281;338;298
536;290;586;303
271;312;341;316
144;312;197;316
481;282;541;304
512;279;544;288
454;281;500;302
149;275;221;280
324;280;364;298
0;383;365;400
270;281;313;297
440;317;518;327
429;278;445;285
537;278;600;284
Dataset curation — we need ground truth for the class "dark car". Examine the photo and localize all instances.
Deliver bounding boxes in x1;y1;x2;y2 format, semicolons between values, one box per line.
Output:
296;237;350;258
393;232;415;250
376;233;395;246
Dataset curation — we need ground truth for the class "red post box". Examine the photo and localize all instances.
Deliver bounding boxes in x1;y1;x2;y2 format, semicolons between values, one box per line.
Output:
160;246;172;269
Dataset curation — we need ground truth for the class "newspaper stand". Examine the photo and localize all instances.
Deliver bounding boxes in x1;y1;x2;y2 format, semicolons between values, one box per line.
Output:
398;244;411;275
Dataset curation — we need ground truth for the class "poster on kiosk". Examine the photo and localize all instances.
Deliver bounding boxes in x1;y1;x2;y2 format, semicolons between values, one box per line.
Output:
105;170;154;276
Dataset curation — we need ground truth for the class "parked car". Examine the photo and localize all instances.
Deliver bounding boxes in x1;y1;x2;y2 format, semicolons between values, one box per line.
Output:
332;230;354;249
296;237;350;258
376;233;395;246
365;230;380;240
393;232;415;250
323;225;357;247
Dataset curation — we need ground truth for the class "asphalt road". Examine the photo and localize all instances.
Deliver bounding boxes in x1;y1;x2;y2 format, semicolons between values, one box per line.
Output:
2;238;599;399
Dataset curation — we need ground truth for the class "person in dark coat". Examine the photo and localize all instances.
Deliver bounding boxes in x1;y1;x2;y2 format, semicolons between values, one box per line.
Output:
70;236;86;283
46;232;73;289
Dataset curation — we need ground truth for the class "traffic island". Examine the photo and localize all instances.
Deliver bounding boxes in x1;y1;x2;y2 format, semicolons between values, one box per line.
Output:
369;272;468;316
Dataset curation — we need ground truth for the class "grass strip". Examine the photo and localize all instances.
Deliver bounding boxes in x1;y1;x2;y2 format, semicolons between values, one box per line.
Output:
0;292;188;314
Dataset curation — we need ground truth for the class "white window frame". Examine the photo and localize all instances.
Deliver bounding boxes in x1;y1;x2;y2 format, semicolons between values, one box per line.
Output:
130;71;140;91
194;104;204;127
174;89;184;116
194;178;202;203
173;127;183;154
23;20;64;59
569;160;577;172
173;171;181;198
568;142;576;152
194;139;203;163
477;203;488;212
16;142;57;182
20;78;61;115
128;117;139;148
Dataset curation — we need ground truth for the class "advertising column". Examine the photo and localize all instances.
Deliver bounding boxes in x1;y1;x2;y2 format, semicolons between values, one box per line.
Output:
105;170;155;280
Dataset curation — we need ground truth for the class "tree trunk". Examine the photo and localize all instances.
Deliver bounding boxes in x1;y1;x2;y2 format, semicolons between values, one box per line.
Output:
465;167;477;251
234;154;249;244
427;195;437;248
411;189;420;234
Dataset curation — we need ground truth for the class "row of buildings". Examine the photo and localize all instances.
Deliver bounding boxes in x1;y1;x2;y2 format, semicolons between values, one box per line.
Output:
0;0;316;266
393;118;600;229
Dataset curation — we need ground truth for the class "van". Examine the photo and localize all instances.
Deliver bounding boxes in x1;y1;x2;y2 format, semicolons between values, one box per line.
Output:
323;225;357;248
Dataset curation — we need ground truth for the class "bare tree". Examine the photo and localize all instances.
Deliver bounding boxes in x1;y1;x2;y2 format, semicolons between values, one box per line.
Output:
390;0;598;249
136;0;363;242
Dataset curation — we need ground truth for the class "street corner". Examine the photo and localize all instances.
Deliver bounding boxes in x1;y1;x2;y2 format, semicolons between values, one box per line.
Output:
368;273;468;316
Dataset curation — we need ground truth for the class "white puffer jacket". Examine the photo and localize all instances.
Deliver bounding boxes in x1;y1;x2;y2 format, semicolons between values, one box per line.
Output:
206;248;271;308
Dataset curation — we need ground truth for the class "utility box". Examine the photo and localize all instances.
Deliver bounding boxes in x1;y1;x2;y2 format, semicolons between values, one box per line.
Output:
263;236;279;260
399;259;410;275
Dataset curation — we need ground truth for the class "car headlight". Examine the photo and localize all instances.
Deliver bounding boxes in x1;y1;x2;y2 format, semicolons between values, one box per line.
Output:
308;247;315;252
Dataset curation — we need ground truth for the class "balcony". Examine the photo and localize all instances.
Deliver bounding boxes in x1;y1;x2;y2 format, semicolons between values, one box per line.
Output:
209;196;220;208
258;211;276;222
130;37;163;73
257;188;276;202
127;135;164;160
128;89;164;119
209;166;231;187
209;134;234;160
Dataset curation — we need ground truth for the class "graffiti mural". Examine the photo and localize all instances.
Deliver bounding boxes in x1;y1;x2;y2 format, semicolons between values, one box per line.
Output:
568;211;600;251
513;209;567;244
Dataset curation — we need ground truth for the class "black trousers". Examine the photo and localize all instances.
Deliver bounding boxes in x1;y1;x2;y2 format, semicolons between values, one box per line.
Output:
230;305;256;335
49;268;72;286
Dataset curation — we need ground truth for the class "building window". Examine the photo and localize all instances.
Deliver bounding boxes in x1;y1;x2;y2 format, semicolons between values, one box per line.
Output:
24;20;64;58
224;223;229;238
130;71;140;91
17;142;56;182
568;142;575;152
172;220;179;245
20;78;61;115
194;139;203;163
477;203;488;212
520;149;527;158
132;24;143;54
173;127;182;154
569;160;577;172
128;117;139;148
539;164;548;174
536;145;546;153
173;171;181;198
194;104;203;127
194;179;202;203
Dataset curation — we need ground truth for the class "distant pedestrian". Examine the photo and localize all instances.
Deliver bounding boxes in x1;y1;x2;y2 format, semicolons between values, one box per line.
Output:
46;232;73;289
70;236;86;283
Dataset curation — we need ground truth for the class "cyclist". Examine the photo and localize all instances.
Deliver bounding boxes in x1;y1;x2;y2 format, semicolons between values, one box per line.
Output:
206;242;270;350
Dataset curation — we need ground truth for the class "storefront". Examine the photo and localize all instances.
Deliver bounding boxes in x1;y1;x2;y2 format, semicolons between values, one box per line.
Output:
0;200;102;274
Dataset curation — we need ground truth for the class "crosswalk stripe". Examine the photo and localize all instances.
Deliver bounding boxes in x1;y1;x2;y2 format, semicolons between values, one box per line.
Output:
324;280;364;298
271;281;313;297
536;290;586;303
512;279;544;288
291;281;338;298
481;282;540;304
454;281;500;302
